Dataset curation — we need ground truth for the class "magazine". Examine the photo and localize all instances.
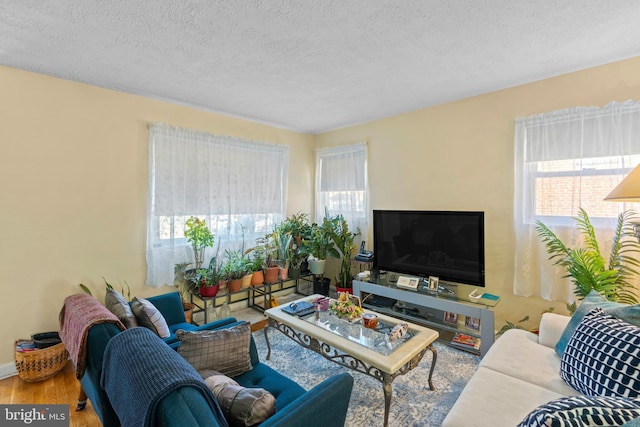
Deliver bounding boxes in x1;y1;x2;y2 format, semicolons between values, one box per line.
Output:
451;332;481;350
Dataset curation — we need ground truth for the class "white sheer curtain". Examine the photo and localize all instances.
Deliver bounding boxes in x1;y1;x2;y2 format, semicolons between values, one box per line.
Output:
514;101;640;300
315;142;369;238
146;123;290;287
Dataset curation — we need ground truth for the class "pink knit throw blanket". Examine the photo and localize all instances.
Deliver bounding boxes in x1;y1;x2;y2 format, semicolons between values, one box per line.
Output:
59;293;125;379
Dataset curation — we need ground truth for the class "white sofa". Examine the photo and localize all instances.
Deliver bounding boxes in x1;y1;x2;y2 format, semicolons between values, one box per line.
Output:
442;312;579;427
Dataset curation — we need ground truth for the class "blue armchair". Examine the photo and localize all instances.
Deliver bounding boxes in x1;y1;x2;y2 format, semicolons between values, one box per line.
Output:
67;292;354;427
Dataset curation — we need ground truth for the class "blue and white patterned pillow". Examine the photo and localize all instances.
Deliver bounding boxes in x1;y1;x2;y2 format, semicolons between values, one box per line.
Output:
519;395;640;427
561;308;640;398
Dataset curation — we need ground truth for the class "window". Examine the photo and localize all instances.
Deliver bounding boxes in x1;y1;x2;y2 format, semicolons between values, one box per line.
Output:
146;123;289;286
315;142;369;236
513;101;640;300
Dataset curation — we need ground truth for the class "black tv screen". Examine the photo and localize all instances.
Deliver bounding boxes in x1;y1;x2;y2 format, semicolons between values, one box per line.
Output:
373;210;485;286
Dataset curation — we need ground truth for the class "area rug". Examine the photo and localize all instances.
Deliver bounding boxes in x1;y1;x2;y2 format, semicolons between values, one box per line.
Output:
252;330;480;427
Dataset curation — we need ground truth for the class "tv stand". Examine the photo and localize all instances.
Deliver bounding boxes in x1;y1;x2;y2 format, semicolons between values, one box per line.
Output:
353;279;498;357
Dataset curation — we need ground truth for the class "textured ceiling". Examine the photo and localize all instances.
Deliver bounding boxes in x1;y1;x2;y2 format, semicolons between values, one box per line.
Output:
1;1;640;134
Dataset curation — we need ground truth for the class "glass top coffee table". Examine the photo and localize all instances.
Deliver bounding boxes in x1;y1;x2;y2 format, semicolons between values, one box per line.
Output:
264;294;439;427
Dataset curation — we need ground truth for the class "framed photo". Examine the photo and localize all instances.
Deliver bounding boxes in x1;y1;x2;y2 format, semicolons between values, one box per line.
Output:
443;311;458;325
428;276;439;291
465;316;481;331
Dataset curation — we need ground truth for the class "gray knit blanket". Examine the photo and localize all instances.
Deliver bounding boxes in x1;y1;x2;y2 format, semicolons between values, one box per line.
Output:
100;327;226;427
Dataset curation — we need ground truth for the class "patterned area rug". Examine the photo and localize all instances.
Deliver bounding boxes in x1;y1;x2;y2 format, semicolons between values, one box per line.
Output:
252;329;480;427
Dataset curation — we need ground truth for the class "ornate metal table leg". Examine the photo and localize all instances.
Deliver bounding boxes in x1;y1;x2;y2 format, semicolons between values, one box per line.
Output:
264;320;272;360
427;344;437;390
382;373;393;427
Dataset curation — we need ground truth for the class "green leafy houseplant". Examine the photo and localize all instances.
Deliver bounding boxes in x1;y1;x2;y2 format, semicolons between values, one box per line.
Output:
326;214;360;288
222;249;249;281
278;213;312;269
304;221;334;261
192;257;223;288
184;216;215;270
536;208;640;305
274;229;293;268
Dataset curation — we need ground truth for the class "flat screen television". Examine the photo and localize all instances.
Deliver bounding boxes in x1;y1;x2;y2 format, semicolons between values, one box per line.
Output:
373;210;485;286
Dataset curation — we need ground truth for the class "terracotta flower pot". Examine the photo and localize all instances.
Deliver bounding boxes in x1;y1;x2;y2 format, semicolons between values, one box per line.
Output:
251;270;264;286
228;278;242;293
182;302;195;324
279;266;289;281
264;266;279;283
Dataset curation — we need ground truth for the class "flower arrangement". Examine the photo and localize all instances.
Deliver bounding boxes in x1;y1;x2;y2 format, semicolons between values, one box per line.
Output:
329;292;364;321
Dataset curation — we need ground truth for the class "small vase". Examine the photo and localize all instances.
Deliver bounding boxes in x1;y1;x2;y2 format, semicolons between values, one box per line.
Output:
218;302;231;319
279;266;289;281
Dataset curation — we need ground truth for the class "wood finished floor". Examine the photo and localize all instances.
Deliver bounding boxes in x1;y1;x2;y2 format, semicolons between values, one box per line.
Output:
0;319;270;426
0;361;100;426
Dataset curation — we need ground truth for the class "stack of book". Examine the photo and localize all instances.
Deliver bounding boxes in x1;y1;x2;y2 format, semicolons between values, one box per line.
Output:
451;332;481;350
15;340;36;352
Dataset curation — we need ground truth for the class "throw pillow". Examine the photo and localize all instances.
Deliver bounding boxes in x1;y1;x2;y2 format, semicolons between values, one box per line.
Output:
555;290;640;357
177;322;252;377
201;370;276;427
560;308;640;398
130;297;171;339
518;395;640;427
104;289;138;328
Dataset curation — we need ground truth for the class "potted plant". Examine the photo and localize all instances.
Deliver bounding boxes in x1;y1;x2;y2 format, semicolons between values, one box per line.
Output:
252;234;280;283
536;207;640;306
174;262;197;322
326;214;360;293
194;261;223;298
279;213;312;278
240;255;254;288
184;216;215;270
246;245;266;286
304;220;334;276
273;227;293;280
222;249;248;293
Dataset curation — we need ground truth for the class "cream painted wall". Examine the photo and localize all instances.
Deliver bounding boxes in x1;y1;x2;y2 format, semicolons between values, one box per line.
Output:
314;56;640;332
0;66;313;366
2;56;639;368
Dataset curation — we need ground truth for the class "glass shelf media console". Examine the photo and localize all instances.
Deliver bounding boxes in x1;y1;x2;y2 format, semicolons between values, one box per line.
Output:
352;278;500;357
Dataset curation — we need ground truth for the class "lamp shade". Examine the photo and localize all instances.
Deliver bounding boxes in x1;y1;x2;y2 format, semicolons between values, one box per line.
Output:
605;164;640;202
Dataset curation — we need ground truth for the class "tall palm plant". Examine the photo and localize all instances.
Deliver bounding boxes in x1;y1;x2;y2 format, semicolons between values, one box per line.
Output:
536;208;640;304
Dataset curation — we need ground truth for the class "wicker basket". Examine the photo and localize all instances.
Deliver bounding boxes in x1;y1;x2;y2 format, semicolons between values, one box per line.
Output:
15;341;69;382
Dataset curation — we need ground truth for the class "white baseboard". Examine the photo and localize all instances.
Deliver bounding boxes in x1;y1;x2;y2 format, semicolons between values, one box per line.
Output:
0;362;17;380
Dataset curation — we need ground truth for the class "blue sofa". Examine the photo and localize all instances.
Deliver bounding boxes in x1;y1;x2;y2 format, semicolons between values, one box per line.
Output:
71;292;354;427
